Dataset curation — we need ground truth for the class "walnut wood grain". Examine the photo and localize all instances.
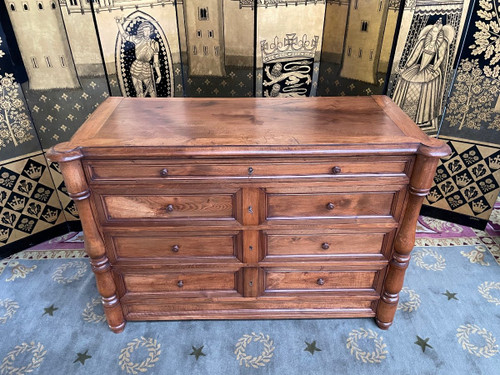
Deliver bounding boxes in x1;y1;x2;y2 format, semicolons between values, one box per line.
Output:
124;296;378;320
266;191;397;219
121;270;242;295
108;232;240;261
264;270;377;292
264;231;389;258
48;96;450;332
51;97;450;157
101;194;235;221
85;158;411;181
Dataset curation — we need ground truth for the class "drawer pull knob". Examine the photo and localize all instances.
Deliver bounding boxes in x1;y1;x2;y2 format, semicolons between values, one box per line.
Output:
160;168;169;177
321;242;330;250
317;278;325;286
177;280;184;288
166;204;174;213
248;167;254;175
332;166;342;174
171;245;180;252
326;202;335;210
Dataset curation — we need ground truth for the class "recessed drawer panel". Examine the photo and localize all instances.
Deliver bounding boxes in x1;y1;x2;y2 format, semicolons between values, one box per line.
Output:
265;232;387;258
86;158;410;181
101;194;235;221
122;270;241;295
265;270;376;292
266;192;395;219
111;233;239;260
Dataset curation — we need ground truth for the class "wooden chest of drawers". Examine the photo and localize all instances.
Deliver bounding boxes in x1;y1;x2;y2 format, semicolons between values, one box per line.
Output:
48;96;450;333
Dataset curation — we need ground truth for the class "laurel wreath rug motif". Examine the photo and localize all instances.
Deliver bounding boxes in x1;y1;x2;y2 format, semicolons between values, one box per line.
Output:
456;324;499;358
478;281;500;305
396;287;421;312
82;297;106;323
346;328;388;363
0;341;46;375
413;248;446;271
51;261;88;284
118;337;161;374
234;332;275;368
0;298;19;324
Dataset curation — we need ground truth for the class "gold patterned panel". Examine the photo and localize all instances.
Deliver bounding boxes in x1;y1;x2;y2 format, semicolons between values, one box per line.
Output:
425;138;500;221
45;158;79;222
0;153;66;246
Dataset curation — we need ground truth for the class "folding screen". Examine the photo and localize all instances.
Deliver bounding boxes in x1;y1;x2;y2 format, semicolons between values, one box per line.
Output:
0;14;68;255
0;0;110;256
421;0;500;228
318;0;402;96
1;0;498;254
385;0;500;229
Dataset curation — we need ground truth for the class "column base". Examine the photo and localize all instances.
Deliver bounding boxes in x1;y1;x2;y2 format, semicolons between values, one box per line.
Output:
109;320;126;334
375;318;392;330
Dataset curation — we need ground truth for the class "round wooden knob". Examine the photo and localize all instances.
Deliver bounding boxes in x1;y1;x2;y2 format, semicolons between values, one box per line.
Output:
166;204;174;212
248;167;254;175
321;242;330;250
177;280;184;288
171;245;180;252
160;168;168;177
326;202;335;210
317;278;325;286
332;166;342;174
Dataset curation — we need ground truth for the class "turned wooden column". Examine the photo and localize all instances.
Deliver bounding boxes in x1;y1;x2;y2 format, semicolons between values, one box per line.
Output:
375;145;447;329
48;144;126;333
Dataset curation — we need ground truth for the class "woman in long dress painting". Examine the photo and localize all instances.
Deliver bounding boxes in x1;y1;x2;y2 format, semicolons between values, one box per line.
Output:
393;18;455;128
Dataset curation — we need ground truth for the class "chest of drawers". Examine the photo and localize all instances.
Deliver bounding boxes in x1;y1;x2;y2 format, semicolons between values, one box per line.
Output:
48;96;450;333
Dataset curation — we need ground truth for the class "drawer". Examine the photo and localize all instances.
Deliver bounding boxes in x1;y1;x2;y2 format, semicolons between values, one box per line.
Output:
107;232;240;261
264;270;377;293
85;158;411;181
266;192;396;219
264;231;390;259
99;193;235;222
119;270;242;296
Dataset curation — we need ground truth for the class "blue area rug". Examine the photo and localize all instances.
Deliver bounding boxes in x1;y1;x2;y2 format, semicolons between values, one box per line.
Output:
0;222;499;375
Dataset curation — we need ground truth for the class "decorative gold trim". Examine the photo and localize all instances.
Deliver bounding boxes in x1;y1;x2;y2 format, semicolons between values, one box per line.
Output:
0;249;86;277
0;151;45;167
438;135;500;149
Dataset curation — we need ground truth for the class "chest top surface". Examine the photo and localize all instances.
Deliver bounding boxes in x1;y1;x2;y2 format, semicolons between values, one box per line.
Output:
51;95;449;159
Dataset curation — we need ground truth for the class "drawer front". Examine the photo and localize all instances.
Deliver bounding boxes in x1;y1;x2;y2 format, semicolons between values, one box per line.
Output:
100;194;235;221
86;158;410;181
123;297;378;321
121;270;241;295
266;192;395;219
265;270;376;292
265;232;388;258
109;232;239;261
